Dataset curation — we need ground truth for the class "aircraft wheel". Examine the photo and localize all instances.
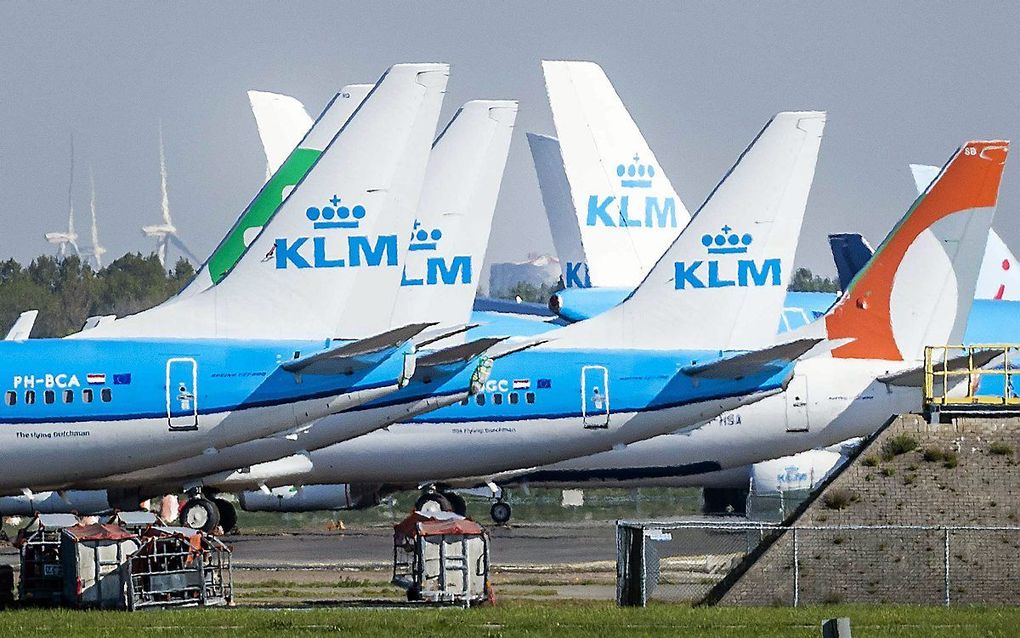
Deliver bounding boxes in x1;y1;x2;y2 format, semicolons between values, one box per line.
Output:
181;497;220;533
415;492;452;514
212;497;238;534
490;501;512;525
444;492;467;516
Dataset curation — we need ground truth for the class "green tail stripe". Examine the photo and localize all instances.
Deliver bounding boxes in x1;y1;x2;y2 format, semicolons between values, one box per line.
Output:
207;147;323;283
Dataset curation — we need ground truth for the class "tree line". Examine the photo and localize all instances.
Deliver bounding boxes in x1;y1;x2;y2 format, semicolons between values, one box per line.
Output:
0;254;194;338
0;252;838;337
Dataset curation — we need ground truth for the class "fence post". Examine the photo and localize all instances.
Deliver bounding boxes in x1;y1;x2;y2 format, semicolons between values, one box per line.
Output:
943;527;950;607
793;527;800;607
616;523;647;607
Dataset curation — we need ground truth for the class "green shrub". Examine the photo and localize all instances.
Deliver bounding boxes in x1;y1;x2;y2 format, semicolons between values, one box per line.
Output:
989;441;1014;456
881;434;919;460
881;467;896;477
861;455;879;467
943;450;959;469
923;447;946;463
822;488;856;510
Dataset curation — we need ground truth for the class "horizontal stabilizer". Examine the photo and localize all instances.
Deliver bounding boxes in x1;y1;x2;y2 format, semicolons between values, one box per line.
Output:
879;349;1002;387
414;323;479;348
417;337;507;369
683;338;823;379
282;322;434;375
5;310;38;341
484;336;552;361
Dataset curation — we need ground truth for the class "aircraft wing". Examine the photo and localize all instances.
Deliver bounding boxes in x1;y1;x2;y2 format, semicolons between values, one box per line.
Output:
281;322;435;375
4;310;38;341
878;349;1003;387
682;338;823;380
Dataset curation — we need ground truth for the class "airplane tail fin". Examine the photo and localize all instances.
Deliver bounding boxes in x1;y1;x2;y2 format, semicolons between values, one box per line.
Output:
82;64;448;340
550;111;826;350
543;60;692;288
824;141;1008;361
828;233;874;291
386;100;518;329
248;90;314;177
527;133;588;288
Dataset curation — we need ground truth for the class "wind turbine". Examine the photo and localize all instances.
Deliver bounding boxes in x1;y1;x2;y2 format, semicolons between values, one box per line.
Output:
44;135;80;258
79;167;106;270
142;123;199;268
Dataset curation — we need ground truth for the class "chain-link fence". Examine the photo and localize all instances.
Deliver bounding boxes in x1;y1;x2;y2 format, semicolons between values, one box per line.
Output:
617;521;1020;607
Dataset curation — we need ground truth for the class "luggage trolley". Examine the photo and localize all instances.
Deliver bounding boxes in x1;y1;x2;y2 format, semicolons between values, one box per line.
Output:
392;511;491;605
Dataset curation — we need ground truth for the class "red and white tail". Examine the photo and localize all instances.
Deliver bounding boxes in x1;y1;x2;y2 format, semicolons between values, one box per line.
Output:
824;141;1008;360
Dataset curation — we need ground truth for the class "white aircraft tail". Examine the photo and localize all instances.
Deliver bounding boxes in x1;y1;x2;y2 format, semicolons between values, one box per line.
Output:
549;111;826;350
911;163;1020;301
248;90;314;177
822;142;1008;361
543;60;692;288
527;133;588;288
389;100;518;328
4;311;38;341
80;64;449;340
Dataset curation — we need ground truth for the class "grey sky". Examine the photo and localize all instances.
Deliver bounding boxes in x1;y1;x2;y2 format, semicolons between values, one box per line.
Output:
2;2;1019;278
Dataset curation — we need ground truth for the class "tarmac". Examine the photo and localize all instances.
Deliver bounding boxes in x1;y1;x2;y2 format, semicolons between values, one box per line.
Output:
0;518;731;604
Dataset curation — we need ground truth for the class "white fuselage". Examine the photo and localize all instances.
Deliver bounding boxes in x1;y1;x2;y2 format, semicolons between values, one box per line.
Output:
495;357;918;489
271;391;779;488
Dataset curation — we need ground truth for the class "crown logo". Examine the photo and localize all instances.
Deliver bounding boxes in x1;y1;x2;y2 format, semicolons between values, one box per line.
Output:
616;153;654;189
408;219;443;251
702;225;753;254
305;195;366;230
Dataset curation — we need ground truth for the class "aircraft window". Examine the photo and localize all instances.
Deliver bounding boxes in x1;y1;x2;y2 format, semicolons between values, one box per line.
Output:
4;391;15;406
82;388;93;403
526;392;535;404
44;390;55;404
493;393;503;405
509;392;519;405
101;388;112;403
25;390;35;405
475;394;486;406
63;389;74;404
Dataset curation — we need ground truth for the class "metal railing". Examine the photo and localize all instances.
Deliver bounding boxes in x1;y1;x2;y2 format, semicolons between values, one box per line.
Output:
617;520;1020;607
924;344;1020;407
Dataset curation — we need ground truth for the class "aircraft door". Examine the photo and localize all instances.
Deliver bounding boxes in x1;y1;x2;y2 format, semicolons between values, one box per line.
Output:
785;374;809;432
581;365;610;429
166;358;198;431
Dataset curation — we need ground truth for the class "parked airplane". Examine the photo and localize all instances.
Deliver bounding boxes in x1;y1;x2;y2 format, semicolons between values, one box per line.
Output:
232;110;829;521
0;63;453;497
488;139;1010;514
0;97;526;531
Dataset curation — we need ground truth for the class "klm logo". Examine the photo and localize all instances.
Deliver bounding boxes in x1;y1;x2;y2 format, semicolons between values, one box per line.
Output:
565;261;591;288
272;195;398;270
401;219;472;286
674;226;781;290
586;154;676;228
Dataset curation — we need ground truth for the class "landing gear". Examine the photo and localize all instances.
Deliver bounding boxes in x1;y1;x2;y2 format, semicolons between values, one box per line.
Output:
212;497;238;534
180;497;220;533
701;487;748;516
415;491;451;514
490;501;512;525
445;492;467;517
